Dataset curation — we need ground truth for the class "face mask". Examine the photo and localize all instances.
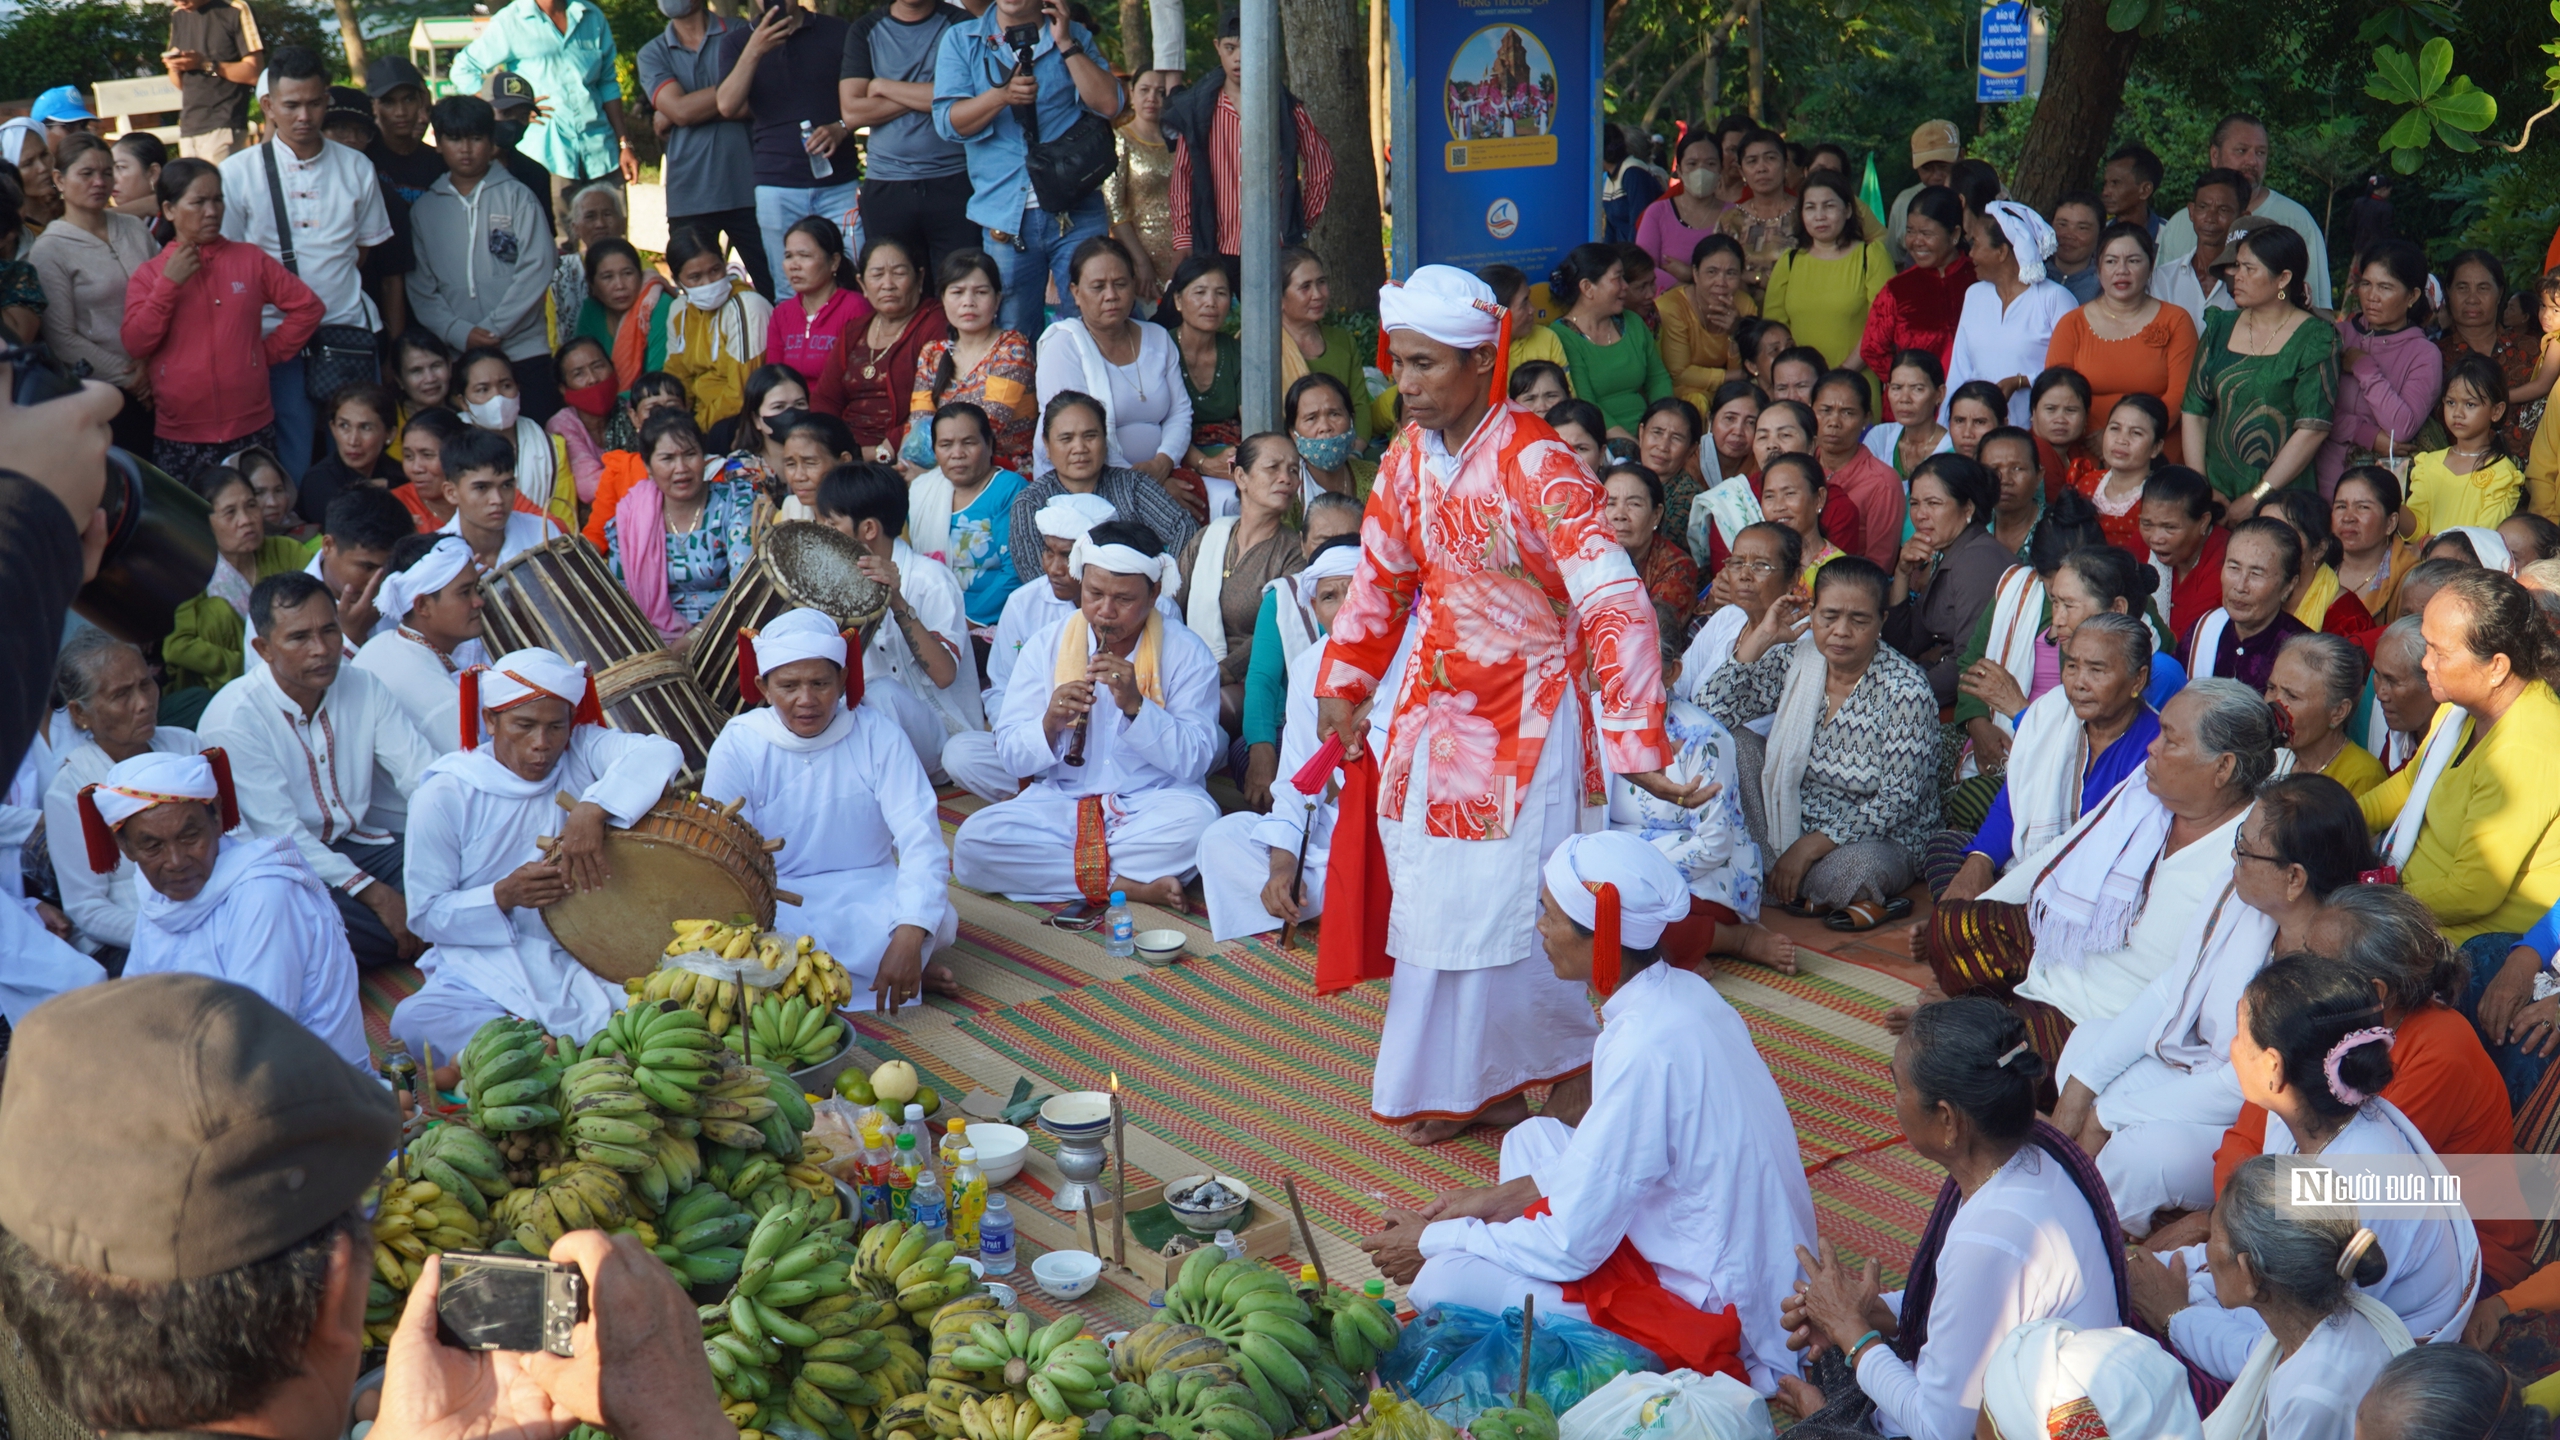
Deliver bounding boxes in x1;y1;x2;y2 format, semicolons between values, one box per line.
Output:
495;119;529;151
687;278;734;311
466;393;521;430
564;378;619;417
1295;431;1358;472
658;0;693;15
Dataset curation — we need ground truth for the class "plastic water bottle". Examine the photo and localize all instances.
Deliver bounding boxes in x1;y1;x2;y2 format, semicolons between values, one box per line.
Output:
889;1132;919;1220
950;1147;986;1252
1212;1228;1244;1261
978;1193;1018;1274
1104;890;1134;957
903;1102;930;1153
911;1165;947;1243
801;119;834;180
858;1123;892;1223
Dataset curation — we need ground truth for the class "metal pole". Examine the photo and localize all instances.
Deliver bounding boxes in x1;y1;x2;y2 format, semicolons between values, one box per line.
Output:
1239;0;1282;432
1388;2;1415;278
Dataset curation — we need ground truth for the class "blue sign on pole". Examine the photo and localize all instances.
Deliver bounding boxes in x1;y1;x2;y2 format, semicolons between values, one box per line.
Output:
1389;0;1600;277
1977;0;2030;103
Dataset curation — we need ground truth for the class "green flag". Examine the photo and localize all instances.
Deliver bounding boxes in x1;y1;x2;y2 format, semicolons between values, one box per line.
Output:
1859;154;1886;223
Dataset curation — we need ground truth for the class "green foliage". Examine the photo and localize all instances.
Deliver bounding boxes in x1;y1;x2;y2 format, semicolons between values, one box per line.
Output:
1782;40;1974;198
2368;36;2498;172
0;0;168;100
2427;156;2560;280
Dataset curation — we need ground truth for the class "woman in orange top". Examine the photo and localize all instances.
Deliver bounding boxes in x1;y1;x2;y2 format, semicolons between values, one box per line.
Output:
2177;886;2530;1297
2045;222;2198;464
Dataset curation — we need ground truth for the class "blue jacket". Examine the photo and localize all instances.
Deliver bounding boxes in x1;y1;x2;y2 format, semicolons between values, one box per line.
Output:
931;13;1120;235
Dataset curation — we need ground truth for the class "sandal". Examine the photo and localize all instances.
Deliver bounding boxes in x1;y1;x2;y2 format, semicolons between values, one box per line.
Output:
1777;898;1825;918
1824;896;1914;932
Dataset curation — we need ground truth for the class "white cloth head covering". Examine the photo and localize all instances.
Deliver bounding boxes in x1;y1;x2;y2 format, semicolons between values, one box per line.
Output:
752;607;849;675
1034;492;1120;541
1984;1320;2203;1440
2443;525;2514;575
1986;200;2059;285
87;753;219;830
1378;265;1503;351
1299;544;1363;587
478;648;590;711
1541;832;1690;950
377;536;475;628
1070;533;1181;602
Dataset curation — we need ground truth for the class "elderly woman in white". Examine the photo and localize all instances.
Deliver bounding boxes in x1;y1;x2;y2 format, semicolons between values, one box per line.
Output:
1943;201;2080;427
703;609;957;1013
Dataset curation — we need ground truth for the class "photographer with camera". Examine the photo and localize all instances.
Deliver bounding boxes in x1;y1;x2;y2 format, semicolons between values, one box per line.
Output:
930;0;1122;342
0;973;731;1440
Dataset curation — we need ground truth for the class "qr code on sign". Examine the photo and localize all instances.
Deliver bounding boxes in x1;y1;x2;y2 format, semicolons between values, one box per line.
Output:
1451;147;1468;167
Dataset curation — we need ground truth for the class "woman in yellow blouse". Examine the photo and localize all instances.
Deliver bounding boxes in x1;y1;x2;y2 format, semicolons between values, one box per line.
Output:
1658;234;1756;416
2358;568;2560;945
2269;633;2387;795
1760;173;1888;394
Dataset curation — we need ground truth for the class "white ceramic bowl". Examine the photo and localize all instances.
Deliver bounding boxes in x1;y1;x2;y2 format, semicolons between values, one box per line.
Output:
1031;1248;1104;1300
1134;928;1186;966
963;1122;1031;1185
1164;1173;1253;1234
1038;1091;1114;1140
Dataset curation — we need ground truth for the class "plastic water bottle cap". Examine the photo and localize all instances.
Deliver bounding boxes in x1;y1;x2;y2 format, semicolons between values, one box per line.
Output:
1299;1264;1319;1283
1364;1279;1386;1297
1110;890;1126;905
959;1147;978;1161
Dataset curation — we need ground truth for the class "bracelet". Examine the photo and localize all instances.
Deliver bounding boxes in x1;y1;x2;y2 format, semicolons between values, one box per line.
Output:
2247;480;2273;501
1845;1330;1883;1365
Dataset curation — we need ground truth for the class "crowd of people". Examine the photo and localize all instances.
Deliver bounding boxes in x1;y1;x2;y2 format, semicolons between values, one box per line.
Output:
5;11;2560;1438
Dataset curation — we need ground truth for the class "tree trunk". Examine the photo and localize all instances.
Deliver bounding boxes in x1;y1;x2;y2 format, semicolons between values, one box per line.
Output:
1285;0;1384;302
331;0;366;75
1745;0;1763;121
2007;0;2141;211
1367;0;1386;213
1119;0;1145;71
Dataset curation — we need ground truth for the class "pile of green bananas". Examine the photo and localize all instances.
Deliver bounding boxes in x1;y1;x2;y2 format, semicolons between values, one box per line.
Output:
1162;1252;1333;1424
949;1385;1083;1440
944;1311;1109;1420
407;1123;513;1220
1310;1285;1404;1376
740;992;850;1068
702;1274;927;1440
852;1217;979;1314
1463;1397;1557;1440
491;1160;638;1252
1097;1360;1272;1440
650;1177;756;1287
580;1001;726;1113
460;1018;565;1132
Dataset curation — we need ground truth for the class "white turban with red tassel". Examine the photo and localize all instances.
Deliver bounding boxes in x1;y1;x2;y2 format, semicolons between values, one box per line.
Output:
76;750;238;874
1541;832;1691;997
734;607;859;707
1378;264;1512;401
458;648;605;749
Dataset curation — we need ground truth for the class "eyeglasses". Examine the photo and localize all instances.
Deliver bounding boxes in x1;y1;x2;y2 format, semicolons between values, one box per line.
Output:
2232;838;2286;866
1727;559;1783;578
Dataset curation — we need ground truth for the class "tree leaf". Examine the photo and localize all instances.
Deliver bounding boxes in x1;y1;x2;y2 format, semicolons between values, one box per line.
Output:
2378;109;2434;150
2431;120;2480;152
2105;0;2148;32
2390;147;2424;175
2417;35;2454;97
2429;79;2499;131
2369;46;2423;105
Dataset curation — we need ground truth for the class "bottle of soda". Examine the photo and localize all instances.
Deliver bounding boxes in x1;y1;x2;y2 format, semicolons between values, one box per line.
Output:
858;1123;893;1223
950;1147;987;1253
889;1132;919;1221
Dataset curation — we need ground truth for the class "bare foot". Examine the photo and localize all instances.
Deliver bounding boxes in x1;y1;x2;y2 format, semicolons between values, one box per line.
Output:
1114;874;1187;908
1400;1116;1473;1145
923;961;964;996
1541;1073;1591;1125
1718;923;1797;974
1882;1003;1916;1035
1476;1094;1532;1127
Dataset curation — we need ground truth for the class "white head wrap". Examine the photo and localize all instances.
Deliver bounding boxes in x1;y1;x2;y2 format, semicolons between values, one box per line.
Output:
2443;525;2515;575
88;753;219;829
377;536;475;628
1981;1320;2202;1440
1540;832;1690;950
1034;492;1120;542
752;607;849;675
478;649;590;711
1378;265;1503;351
1070;533;1181;602
1299;544;1363;587
1986;200;2059;285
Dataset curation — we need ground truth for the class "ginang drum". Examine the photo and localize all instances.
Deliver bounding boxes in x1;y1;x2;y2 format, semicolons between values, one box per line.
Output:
540;791;797;984
687;521;893;713
477;536;727;783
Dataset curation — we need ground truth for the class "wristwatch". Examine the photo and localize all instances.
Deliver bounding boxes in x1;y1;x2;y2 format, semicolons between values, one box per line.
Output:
1057;41;1085;59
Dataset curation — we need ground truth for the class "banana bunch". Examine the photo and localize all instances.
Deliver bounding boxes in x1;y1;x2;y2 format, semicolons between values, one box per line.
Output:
704;1140;803;1217
1311;1287;1404;1376
956;1387;1083;1440
737;992;849;1068
732;1190;849;1316
371;1173;485;1286
853;1217;979;1314
408;1123;513;1220
665;916;765;961
1464;1397;1557;1440
944;1311;1108;1419
365;1277;406;1348
632;962;752;1038
1107;1321;1236;1388
558;1055;669;1173
459;1017;563;1132
652;1176;756;1288
1164;1251;1327;1420
492;1160;635;1253
1337;1390;1457;1440
1095;1359;1272;1440
774;934;855;1009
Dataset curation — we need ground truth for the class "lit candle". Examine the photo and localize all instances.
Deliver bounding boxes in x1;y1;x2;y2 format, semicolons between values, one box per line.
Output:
1110;1073;1127;1268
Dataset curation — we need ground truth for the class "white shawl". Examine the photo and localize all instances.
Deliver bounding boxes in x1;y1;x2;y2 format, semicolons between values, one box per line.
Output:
739;702;855;754
1185;516;1241;659
1038;320;1133;468
1267;573;1322;666
2189;607;2231;678
511;415;559;515
1983;565;2047;736
2140;880;2279;1074
1760;633;1827;853
2200;1294;2411;1440
2024;773;2175;978
907;467;955;564
2003;685;2086;867
2379;704;2469;870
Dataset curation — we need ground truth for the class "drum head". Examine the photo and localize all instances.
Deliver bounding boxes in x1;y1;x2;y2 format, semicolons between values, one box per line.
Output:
544;829;776;983
767;522;894;631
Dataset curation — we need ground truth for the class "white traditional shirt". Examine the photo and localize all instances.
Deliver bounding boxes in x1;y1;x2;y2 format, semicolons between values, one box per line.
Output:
1942;279;2080;427
43;727;203;949
984;579;1075;719
0;739;48;903
353;630;487;757
405;727;684;1041
200;663;442;894
217;136;395;331
1248;632;1404;872
438;509;558;568
865;539;985;735
992;613;1222;799
1854;1147;2123;1440
702;704;953;1003
2057;880;2276;1133
125;833;369;1067
1414;962;1816;1395
2261;1306;2402;1440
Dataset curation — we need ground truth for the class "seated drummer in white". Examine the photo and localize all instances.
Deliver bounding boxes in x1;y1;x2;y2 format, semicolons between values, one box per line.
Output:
80;749;369;1068
704;608;960;1014
389;649;686;1075
944;493;1181;803
353;534;490;832
1198;540;1372;941
950;522;1222;908
1360;833;1819;1396
812;461;986;781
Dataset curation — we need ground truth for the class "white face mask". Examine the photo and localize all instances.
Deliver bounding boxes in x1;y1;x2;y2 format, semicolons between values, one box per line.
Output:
466;393;521;430
686;278;733;312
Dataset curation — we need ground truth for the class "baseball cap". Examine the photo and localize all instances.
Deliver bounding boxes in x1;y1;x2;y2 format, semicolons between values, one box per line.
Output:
28;85;96;125
0;974;400;1283
485;71;537;114
1910;119;1961;168
364;54;429;99
326;85;378;132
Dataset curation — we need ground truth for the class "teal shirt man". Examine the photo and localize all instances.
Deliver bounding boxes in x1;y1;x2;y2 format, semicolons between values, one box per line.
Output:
452;0;633;185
